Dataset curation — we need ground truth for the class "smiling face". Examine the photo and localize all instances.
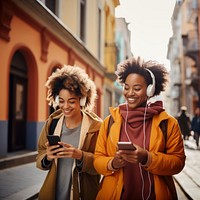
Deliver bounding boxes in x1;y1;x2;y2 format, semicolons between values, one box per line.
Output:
123;73;148;108
58;89;81;118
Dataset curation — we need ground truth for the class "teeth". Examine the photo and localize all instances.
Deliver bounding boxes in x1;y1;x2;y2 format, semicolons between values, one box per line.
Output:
64;110;71;114
127;98;137;103
128;98;136;101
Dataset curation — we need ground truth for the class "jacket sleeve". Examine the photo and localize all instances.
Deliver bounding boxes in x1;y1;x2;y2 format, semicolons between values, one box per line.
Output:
145;117;186;176
79;151;98;175
36;119;50;170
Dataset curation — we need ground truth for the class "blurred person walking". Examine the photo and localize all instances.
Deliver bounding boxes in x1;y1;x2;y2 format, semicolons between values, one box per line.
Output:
177;106;191;140
191;107;200;149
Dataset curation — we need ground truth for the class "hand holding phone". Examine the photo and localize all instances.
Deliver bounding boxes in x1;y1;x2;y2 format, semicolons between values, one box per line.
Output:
117;141;136;150
47;135;62;149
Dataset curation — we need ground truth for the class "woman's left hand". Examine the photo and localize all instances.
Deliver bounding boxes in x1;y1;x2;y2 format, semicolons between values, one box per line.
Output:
56;142;83;161
118;144;148;165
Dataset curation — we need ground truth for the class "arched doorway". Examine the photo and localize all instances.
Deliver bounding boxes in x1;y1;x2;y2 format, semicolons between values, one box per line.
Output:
8;51;28;152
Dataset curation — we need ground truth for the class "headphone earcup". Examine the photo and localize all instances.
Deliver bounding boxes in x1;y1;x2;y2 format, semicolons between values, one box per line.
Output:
55;95;59;104
146;84;154;97
145;68;156;97
80;96;87;106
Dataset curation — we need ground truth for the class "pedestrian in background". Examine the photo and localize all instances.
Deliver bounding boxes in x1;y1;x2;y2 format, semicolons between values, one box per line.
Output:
177;106;191;140
36;65;102;200
191;107;200;150
94;56;186;200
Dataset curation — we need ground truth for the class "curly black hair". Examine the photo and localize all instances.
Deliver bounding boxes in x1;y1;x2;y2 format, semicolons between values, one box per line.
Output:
115;56;168;96
45;65;97;111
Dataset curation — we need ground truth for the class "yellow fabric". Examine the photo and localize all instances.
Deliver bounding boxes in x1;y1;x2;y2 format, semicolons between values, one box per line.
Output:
94;107;186;200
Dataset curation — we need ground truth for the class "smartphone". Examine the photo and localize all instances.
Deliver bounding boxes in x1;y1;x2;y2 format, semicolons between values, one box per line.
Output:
117;141;136;150
47;135;61;147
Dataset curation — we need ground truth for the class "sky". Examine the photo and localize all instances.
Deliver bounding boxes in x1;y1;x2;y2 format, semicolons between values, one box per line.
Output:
115;0;176;70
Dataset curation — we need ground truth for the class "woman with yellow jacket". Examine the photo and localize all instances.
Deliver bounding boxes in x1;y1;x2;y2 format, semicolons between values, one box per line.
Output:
94;56;186;200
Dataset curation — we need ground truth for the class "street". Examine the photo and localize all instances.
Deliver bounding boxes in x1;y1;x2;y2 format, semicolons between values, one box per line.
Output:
175;180;189;200
174;137;200;200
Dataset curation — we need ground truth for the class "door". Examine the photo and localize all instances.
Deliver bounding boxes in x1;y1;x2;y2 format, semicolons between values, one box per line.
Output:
8;74;27;151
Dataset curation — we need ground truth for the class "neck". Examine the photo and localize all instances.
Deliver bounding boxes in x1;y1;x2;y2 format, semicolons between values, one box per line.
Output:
65;112;83;129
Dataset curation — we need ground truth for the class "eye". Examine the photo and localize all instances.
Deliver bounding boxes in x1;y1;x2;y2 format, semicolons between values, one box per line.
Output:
124;85;130;90
134;87;141;91
59;99;64;104
68;100;76;104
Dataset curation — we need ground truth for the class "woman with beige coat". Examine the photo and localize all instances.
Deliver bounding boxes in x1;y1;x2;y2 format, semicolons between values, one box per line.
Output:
36;65;102;200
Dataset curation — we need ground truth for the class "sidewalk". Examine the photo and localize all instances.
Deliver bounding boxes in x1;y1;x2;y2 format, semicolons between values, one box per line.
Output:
0;138;199;200
0;162;47;200
174;137;200;200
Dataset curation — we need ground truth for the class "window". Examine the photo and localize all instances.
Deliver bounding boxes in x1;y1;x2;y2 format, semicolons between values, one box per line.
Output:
40;0;58;16
46;0;56;14
98;7;102;59
80;0;86;42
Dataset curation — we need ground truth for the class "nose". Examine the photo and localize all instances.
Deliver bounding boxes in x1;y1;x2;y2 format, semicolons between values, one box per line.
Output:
62;101;69;109
127;88;134;96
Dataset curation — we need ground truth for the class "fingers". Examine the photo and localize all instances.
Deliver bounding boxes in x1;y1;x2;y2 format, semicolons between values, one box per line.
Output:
57;147;72;156
117;149;138;163
117;147;148;164
46;141;81;159
56;146;81;160
45;141;63;159
59;142;72;148
112;154;127;169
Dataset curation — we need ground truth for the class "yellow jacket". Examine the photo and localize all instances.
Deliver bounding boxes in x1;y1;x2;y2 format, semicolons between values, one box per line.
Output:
94;107;186;200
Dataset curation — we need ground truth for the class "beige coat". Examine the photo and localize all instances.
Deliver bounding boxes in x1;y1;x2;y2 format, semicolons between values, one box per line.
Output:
36;109;102;200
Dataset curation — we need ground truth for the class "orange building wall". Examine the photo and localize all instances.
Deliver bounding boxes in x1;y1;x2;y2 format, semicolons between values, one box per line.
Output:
0;0;105;156
0;15;42;120
0;13;104;122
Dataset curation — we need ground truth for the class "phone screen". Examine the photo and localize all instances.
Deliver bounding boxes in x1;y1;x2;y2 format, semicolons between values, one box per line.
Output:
47;135;61;146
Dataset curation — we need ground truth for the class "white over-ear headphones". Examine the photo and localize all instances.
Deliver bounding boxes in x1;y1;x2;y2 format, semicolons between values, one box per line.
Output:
146;68;155;97
55;95;59;104
80;96;87;106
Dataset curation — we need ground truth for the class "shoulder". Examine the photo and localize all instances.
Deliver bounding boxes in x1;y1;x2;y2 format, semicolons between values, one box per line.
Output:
109;106;121;121
83;110;102;122
153;111;178;126
47;109;63;122
43;109;63;133
45;109;63;124
82;111;102;132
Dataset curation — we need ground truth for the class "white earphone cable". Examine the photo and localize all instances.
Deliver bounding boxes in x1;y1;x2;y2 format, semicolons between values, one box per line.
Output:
125;103;131;142
143;101;148;150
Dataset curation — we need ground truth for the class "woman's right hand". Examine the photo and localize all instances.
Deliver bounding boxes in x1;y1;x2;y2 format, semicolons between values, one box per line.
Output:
111;152;127;169
45;141;62;161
